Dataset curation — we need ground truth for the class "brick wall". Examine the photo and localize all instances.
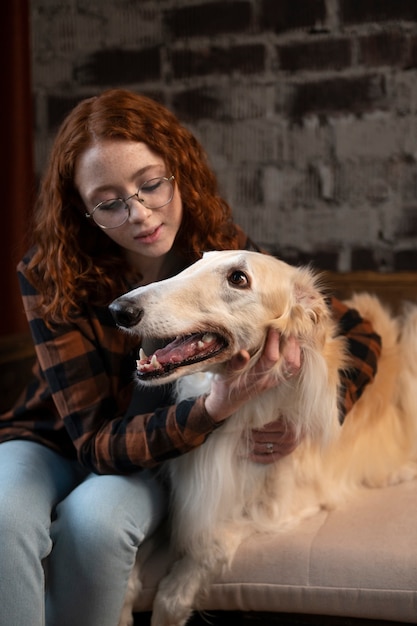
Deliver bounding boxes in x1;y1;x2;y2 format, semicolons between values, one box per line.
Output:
30;0;417;271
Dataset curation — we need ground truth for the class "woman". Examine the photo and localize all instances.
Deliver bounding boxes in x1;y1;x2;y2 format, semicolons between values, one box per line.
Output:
0;89;381;626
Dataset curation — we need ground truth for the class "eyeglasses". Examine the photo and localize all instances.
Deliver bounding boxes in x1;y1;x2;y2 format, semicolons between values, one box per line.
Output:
85;175;175;229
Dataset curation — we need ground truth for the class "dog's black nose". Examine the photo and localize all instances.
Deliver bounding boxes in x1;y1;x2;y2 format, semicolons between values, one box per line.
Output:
109;298;144;328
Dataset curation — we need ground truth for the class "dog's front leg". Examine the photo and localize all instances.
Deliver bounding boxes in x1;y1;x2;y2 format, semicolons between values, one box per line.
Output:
150;553;205;626
118;563;141;626
151;524;248;626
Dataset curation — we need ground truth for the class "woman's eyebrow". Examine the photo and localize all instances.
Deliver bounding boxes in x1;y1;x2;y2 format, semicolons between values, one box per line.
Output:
90;165;166;196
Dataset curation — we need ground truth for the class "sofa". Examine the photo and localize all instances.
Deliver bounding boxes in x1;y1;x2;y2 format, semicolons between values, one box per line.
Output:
1;271;417;626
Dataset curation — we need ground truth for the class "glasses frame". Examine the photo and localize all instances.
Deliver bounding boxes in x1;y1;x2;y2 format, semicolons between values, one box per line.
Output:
85;175;175;230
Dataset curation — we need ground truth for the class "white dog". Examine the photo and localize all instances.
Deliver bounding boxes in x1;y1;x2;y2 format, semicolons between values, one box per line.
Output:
110;250;417;626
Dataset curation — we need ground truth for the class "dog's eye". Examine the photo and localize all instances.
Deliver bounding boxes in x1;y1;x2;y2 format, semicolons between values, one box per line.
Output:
228;269;250;288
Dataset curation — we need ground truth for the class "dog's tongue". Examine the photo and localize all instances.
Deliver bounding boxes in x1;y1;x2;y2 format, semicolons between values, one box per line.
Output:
137;332;218;373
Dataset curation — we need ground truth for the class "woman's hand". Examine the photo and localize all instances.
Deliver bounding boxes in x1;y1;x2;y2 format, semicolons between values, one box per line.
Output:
249;420;299;464
249;334;301;464
204;330;301;427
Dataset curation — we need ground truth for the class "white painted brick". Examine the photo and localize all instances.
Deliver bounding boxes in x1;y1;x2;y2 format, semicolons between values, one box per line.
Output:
332;113;404;161
386;71;417;115
284;116;332;167
403;117;417;160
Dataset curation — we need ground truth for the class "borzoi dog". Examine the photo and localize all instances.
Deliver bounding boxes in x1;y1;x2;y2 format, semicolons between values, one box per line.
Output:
110;250;417;626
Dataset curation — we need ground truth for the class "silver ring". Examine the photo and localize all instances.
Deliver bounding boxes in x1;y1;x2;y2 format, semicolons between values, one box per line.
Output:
266;442;274;453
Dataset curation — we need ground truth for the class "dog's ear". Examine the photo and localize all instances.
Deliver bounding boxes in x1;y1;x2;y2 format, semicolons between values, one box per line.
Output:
277;268;329;338
293;273;327;324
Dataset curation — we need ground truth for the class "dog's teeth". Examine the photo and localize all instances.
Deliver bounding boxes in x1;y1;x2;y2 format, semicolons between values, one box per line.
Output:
136;349;161;372
198;334;215;349
151;354;161;369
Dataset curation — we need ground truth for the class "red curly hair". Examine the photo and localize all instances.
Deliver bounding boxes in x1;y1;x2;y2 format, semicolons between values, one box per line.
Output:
28;89;242;324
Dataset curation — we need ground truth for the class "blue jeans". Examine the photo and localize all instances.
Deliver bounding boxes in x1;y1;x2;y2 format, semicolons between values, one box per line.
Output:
0;440;167;626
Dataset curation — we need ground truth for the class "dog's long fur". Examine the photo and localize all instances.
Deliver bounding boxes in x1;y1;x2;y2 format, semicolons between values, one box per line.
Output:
112;251;417;626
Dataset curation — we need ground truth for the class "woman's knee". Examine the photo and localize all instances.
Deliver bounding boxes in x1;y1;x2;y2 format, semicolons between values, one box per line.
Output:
0;442;69;557
54;489;135;555
52;471;167;556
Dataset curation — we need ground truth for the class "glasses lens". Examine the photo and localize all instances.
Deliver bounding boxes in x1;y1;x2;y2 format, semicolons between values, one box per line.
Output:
140;177;174;209
90;176;174;229
94;199;129;229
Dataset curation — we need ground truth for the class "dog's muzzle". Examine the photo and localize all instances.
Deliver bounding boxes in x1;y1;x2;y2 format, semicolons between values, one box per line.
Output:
109;298;144;329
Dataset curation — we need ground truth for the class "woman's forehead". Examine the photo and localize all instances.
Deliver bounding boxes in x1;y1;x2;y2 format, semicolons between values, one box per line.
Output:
74;140;166;190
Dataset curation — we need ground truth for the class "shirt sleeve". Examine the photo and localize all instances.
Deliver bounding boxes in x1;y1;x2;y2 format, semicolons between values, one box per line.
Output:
329;296;382;422
18;261;221;475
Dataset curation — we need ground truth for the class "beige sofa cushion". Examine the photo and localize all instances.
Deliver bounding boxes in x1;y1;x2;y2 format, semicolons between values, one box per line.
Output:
133;481;417;623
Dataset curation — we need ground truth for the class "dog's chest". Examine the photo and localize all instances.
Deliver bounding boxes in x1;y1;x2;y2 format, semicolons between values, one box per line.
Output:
175;371;214;401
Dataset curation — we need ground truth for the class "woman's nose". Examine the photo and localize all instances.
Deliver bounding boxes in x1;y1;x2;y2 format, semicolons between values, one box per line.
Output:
127;195;152;222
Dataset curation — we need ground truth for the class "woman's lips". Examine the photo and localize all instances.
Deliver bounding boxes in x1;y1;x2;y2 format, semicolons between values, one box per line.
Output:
134;224;162;243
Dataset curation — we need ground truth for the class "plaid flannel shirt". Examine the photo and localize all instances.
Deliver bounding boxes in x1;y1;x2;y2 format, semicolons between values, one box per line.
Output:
0;244;381;475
